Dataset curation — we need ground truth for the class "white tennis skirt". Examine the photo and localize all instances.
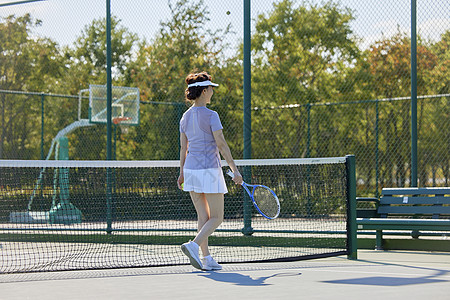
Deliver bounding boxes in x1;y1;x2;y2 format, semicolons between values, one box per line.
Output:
183;168;228;194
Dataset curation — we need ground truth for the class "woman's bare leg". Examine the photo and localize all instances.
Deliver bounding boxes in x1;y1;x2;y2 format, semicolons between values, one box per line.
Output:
189;192;224;257
189;192;209;256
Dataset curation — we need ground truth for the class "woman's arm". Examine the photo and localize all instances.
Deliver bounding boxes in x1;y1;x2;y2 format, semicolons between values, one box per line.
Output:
178;132;188;189
213;129;243;185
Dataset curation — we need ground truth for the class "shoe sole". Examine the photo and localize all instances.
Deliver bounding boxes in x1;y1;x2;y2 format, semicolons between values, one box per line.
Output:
202;261;222;271
181;244;203;270
202;266;222;271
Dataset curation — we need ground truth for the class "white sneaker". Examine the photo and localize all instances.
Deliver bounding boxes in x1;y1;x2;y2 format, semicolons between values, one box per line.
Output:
202;256;222;271
181;241;203;270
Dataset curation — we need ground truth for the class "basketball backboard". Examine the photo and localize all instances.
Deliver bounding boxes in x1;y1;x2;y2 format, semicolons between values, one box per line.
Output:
88;84;140;126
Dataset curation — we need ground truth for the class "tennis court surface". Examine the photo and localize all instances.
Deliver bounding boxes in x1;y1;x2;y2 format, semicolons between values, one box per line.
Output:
1;250;449;300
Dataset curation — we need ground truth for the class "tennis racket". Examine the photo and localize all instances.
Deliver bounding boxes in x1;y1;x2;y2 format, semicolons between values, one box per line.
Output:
226;170;280;219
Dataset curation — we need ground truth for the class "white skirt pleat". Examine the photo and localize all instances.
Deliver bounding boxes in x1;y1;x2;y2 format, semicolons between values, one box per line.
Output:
183;168;228;194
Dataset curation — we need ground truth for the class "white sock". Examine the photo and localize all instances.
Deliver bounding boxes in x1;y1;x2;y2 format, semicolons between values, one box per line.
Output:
203;255;212;260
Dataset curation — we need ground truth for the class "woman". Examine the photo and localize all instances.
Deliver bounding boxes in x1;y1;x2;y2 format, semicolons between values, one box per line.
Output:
177;71;243;271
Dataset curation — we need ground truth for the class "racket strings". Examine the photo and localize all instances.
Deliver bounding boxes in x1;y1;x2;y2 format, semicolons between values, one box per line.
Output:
253;187;279;218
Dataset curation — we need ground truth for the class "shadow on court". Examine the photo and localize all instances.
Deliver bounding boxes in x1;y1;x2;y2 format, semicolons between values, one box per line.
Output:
323;275;447;286
198;271;302;286
323;252;450;287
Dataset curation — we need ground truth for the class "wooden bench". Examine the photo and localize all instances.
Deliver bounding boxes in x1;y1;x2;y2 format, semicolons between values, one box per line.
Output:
356;187;450;250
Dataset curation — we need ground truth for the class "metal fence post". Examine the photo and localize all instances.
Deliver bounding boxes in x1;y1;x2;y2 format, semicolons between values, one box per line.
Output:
106;0;113;234
375;100;379;198
242;0;253;236
306;104;311;158
411;0;418;187
40;93;45;160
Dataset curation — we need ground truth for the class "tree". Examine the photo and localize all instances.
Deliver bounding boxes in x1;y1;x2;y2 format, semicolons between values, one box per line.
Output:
251;0;359;105
364;31;437;187
429;31;450;95
124;0;236;160
59;15;138;95
0;14;63;159
419;30;450;186
125;0;232;102
247;0;360;158
52;15;138;160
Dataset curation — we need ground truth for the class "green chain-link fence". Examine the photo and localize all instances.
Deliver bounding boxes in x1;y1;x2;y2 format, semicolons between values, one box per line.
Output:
1;0;449;197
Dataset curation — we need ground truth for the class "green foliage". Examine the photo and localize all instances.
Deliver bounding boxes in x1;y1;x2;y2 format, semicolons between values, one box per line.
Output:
125;0;232;102
365;30;437;98
59;15;139;95
429;31;450;94
124;0;237;160
251;0;359;106
0;14;63;159
249;0;360;159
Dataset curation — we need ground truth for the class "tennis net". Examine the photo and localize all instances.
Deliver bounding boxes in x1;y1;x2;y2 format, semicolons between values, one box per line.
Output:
0;157;356;273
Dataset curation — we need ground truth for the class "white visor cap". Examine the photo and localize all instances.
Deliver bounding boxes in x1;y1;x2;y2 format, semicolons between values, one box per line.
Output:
187;80;219;88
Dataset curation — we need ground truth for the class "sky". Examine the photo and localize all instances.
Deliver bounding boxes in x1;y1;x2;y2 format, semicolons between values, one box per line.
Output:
0;0;449;51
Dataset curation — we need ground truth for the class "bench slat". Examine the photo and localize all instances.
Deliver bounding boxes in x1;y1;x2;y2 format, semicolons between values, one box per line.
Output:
358;224;450;231
357;218;450;225
356;218;450;231
380;196;450;205
377;205;450;215
382;187;450;196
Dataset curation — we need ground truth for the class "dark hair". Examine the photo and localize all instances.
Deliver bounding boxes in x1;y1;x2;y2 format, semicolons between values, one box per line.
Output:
185;71;212;101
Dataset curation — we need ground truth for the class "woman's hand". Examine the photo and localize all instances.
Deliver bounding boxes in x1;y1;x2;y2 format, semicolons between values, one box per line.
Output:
177;174;184;190
232;171;243;185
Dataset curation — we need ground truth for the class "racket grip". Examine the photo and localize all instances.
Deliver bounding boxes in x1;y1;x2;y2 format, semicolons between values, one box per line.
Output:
226;169;235;179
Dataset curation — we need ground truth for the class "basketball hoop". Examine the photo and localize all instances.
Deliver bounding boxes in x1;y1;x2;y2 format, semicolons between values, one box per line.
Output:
112;117;131;134
112;116;131;125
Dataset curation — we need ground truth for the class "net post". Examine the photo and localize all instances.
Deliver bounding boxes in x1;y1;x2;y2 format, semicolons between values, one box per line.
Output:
241;166;254;236
345;154;358;260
